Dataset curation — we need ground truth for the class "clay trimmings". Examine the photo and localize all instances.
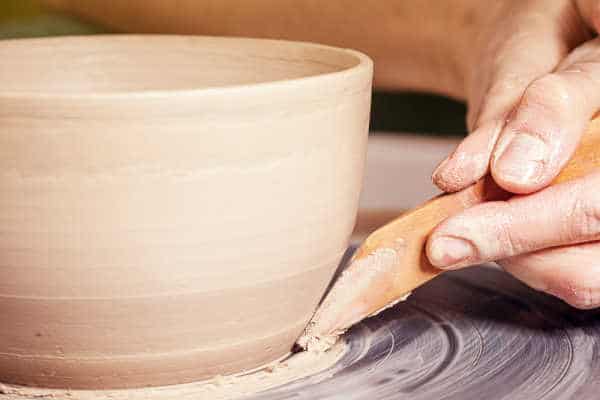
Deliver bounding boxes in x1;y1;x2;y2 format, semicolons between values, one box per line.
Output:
298;246;411;350
0;341;346;400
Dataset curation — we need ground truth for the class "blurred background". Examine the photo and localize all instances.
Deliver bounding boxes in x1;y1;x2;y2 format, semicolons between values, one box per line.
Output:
0;0;467;136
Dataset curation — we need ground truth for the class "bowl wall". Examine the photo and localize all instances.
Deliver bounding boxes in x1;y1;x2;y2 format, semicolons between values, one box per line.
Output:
0;35;372;388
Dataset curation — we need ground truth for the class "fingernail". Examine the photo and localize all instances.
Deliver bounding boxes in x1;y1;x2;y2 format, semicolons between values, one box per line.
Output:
494;133;546;185
429;236;475;269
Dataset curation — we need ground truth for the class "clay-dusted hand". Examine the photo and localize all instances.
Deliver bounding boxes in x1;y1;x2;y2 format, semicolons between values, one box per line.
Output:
430;0;600;309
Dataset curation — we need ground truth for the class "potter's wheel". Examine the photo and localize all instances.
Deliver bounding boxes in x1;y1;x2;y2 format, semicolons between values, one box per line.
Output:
248;254;600;400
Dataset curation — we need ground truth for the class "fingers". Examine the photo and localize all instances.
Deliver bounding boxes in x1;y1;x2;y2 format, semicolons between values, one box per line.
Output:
491;38;600;194
500;242;600;309
426;172;600;269
433;4;585;193
433;70;553;194
432;119;503;193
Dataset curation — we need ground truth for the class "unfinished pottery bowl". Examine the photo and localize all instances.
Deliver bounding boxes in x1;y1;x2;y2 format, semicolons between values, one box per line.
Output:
0;35;372;389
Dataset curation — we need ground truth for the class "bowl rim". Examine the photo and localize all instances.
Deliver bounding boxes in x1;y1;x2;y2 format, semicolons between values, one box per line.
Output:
0;34;373;101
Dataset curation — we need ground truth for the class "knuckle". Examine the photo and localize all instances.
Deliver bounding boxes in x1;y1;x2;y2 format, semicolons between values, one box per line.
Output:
487;79;519;98
497;202;526;255
542;244;600;310
552;279;600;309
581;201;600;237
570;191;600;240
489;73;530;96
521;75;572;114
475;202;521;258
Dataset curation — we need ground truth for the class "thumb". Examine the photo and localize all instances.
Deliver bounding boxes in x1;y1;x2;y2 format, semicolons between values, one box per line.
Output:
427;172;600;269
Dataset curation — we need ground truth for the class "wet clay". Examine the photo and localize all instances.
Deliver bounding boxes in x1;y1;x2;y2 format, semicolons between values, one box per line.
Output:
0;36;373;388
298;244;410;351
0;341;345;399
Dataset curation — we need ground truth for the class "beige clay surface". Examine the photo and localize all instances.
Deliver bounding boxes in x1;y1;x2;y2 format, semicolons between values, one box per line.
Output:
0;341;345;400
0;35;372;389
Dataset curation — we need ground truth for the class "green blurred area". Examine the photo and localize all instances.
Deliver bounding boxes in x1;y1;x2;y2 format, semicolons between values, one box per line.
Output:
0;0;104;38
0;0;43;20
0;0;467;135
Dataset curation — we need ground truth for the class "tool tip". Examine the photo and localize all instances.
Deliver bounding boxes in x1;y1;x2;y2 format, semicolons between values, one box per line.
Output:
296;323;339;352
296;244;407;351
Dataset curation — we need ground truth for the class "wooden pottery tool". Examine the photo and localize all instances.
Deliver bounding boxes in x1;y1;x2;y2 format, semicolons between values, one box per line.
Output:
298;116;600;350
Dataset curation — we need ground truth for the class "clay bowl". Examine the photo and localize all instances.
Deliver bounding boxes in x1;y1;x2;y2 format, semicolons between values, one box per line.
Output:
0;35;372;389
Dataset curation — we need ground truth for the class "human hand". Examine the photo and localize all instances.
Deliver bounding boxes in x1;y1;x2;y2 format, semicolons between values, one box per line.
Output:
429;0;600;309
